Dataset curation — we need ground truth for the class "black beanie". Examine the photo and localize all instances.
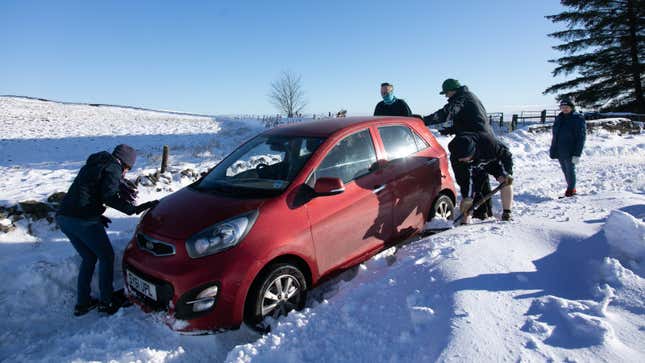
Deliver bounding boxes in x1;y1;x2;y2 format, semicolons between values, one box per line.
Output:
559;99;575;109
448;136;476;159
112;144;136;168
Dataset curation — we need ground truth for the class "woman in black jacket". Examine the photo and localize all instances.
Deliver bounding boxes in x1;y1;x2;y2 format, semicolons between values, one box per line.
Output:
550;99;586;197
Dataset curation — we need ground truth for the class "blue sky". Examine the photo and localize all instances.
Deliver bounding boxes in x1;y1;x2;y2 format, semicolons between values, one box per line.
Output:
1;0;567;116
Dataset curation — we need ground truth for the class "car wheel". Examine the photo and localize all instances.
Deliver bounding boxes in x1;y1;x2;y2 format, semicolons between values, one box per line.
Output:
430;194;455;220
245;263;307;332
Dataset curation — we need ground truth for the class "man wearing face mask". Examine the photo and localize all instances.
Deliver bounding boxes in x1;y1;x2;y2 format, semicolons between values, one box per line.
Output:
56;144;159;316
374;82;412;117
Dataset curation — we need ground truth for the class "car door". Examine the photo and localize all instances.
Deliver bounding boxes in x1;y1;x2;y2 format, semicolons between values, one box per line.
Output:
376;124;441;240
305;128;394;274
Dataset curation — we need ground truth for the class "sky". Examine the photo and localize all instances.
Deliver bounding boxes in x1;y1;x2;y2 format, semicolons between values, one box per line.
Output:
0;0;569;116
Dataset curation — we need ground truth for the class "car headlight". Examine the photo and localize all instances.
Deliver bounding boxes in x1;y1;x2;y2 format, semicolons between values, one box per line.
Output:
185;210;259;258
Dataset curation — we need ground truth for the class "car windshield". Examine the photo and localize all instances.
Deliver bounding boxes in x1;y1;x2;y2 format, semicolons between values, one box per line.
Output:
194;134;325;195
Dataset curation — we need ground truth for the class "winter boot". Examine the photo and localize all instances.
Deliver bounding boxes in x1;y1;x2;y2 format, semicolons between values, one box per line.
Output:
501;209;512;221
74;297;99;317
564;189;577;197
98;300;121;315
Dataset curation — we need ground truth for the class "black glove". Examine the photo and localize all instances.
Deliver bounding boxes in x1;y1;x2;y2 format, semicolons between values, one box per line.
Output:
135;200;159;214
100;216;112;228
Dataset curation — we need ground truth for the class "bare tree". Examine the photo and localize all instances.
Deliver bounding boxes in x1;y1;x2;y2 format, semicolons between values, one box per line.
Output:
268;71;307;118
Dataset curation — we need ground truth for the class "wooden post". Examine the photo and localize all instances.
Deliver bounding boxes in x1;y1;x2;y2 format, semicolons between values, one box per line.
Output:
160;145;169;174
540;110;547;124
511;114;518;131
499;114;504;128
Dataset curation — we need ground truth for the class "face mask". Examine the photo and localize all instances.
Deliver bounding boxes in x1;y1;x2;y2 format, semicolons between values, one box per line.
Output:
382;92;395;104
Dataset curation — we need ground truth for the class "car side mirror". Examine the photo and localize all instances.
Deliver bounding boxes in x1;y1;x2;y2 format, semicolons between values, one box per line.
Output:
314;177;345;196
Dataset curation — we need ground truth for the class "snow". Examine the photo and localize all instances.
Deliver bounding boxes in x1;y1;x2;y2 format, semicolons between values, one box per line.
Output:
1;96;644;362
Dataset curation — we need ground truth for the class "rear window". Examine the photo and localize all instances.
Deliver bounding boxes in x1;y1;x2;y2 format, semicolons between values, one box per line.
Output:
378;125;418;160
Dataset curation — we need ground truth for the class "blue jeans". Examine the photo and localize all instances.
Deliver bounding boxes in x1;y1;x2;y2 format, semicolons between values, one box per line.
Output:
558;157;576;190
56;215;114;305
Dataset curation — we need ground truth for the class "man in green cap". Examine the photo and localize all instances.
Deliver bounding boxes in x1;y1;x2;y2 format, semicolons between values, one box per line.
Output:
423;79;495;219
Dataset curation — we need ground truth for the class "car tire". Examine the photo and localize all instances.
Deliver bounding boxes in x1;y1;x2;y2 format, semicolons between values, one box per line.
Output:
245;263;307;332
430;194;455;221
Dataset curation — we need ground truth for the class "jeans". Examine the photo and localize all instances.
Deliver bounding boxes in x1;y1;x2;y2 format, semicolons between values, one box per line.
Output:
56;215;114;305
558;157;576;190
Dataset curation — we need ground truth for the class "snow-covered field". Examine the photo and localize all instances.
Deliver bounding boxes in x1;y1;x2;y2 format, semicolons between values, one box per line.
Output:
1;96;644;362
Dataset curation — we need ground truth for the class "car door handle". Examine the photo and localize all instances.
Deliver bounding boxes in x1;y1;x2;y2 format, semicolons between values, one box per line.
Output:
372;185;386;194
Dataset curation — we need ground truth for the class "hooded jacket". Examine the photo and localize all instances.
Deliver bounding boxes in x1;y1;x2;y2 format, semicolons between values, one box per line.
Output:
549;112;586;159
423;86;493;135
58;151;137;218
449;132;513;197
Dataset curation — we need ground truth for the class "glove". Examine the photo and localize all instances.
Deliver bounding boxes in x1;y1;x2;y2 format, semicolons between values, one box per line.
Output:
497;175;513;186
100;216;112;228
459;197;474;214
134;200;159;214
572;156;580;165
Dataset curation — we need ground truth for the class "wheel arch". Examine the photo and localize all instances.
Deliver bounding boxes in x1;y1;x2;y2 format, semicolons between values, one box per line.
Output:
242;253;313;323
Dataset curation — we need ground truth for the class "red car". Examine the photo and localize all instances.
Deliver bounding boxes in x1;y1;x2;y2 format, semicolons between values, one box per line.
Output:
123;116;456;333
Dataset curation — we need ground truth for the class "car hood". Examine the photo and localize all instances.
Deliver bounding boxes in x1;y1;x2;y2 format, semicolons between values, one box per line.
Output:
140;187;266;240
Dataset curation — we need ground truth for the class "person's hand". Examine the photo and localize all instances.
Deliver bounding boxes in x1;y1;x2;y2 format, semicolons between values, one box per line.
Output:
135;200;159;214
572;156;580;164
100;216;112;228
497;175;513;186
459;197;474;214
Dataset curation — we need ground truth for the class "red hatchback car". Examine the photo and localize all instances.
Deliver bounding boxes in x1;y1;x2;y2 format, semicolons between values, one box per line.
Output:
123;116;456;332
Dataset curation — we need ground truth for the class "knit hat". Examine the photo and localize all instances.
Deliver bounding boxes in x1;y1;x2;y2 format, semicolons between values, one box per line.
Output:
559;99;575;109
112;144;136;168
440;79;462;95
448;135;476;159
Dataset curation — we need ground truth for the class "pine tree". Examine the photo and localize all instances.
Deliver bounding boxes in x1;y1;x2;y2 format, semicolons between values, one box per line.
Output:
544;0;645;113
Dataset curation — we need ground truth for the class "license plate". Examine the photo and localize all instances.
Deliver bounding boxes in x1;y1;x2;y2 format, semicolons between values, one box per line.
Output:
126;270;157;301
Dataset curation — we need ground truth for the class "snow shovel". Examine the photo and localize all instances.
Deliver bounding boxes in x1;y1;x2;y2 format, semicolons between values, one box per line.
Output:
452;181;508;226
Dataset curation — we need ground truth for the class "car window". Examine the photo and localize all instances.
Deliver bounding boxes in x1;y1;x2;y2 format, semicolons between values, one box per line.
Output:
378;125;418;160
315;130;377;184
412;131;430;151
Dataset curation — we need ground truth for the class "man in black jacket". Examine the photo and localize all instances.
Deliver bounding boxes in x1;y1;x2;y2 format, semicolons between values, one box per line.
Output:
448;132;514;222
374;82;413;117
56;144;159;316
423;79;494;219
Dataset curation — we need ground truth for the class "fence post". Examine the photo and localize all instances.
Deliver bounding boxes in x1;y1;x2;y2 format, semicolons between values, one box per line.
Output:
540;110;547;124
160;145;169;174
511;114;518;131
499;114;504;128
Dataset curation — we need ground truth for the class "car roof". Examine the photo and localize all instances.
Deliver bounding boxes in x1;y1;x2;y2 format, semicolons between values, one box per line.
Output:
263;116;424;137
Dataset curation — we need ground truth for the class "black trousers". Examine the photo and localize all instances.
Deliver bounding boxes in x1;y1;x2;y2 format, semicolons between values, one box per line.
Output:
451;155;493;217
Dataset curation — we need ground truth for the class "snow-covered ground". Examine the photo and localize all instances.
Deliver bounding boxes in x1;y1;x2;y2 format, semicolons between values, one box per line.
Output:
1;96;644;362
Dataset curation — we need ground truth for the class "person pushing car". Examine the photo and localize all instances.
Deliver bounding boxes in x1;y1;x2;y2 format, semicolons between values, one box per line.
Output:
423;79;495;220
374;82;413;117
56;144;159;316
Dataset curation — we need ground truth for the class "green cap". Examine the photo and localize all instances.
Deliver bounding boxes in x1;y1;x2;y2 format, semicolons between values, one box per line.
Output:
440;79;462;95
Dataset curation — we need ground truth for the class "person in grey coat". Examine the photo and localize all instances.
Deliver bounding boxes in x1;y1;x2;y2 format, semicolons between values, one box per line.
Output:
549;99;586;197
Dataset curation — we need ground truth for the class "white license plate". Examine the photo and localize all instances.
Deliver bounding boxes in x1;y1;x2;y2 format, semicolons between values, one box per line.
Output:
127;270;157;301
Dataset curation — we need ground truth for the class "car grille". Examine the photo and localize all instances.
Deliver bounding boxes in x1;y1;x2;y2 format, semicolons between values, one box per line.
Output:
137;233;176;256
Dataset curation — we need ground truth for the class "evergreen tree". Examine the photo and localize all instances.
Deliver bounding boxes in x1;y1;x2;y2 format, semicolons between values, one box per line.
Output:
544;0;644;113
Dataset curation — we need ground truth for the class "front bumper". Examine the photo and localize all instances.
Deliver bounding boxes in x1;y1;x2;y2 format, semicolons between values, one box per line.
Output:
122;233;247;332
